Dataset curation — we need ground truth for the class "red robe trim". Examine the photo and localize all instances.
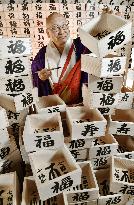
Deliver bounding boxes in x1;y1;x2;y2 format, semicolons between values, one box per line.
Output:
53;44;81;104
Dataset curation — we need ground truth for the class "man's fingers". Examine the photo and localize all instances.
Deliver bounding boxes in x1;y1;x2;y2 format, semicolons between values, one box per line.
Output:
40;69;51;75
115;12;121;16
40;68;47;74
46;69;52;76
47;70;52;75
102;7;113;14
38;69;52;80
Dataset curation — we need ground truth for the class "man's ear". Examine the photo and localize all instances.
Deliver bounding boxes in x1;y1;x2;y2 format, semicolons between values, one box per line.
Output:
46;28;50;38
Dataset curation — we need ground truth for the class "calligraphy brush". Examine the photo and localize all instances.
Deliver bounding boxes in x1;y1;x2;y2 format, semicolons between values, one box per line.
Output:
35;67;61;73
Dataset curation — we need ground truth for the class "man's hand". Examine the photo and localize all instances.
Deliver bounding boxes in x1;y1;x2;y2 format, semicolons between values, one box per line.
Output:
37;68;52;81
102;7;113;14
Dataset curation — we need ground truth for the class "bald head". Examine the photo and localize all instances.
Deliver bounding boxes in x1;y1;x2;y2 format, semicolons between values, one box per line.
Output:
46;12;67;28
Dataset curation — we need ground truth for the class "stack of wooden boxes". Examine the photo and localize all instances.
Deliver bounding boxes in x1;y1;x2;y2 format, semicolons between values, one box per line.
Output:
0;37;38;112
78;11;134;205
20;12;134;205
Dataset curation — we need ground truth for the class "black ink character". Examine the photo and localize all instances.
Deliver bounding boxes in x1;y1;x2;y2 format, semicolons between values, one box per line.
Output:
6;79;25;93
7;190;13;204
98;107;110;115
38;27;45;33
94;30;111;40
7;40;26;54
125;154;132;159
38;42;44;48
51;176;73;193
76;12;81;18
124;13;130;20
0;147;10;160
70;150;80;159
34;136;42;148
121;93;129;101
22;13;29;20
0;160;12;174
24;28;30;35
36;20;43;27
77;20;82;26
81;177;88;190
23;20;30;27
5;59;25;74
9;21;17;27
117;123;130;134
37;169;46;184
8;13;15;19
72;192;89;202
0;29;3;35
63;12;70;18
22;3;29;10
69;139;85;149
96;146;111;156
35;135;54;148
126;186;134;195
45;163;61;180
100;94;115;106
21;93;33;107
119;185;128;194
97;79;113;91
106;196;121;205
76;4;81;10
88;11;95;18
108;31;125;49
48;107;60;113
36;12;43;19
94;157;107;168
49;4;56;10
120;170;130;183
43;136;54;147
7;4;14;11
114;169;120;180
114;6;120;12
58;161;68;174
107;59;121;72
7;110;19;120
81;124;99;136
35;3;42;10
93;138;101;146
10;28;18;35
0;21;3;27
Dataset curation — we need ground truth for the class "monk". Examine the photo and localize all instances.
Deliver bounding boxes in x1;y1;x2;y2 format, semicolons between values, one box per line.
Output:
31;12;90;105
32;8;119;105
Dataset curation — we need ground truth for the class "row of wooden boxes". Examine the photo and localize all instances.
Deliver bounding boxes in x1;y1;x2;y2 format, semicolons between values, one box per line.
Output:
0;103;25;181
1;154;133;205
16;92;133;204
0;91;133;204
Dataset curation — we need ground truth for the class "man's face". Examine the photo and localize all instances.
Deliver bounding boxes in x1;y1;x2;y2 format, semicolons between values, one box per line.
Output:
46;15;70;47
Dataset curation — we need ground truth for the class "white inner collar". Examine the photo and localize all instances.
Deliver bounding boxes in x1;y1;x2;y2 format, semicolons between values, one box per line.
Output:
45;37;76;83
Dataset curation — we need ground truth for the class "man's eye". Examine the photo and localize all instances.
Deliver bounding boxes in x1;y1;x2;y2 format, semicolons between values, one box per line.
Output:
52;27;58;30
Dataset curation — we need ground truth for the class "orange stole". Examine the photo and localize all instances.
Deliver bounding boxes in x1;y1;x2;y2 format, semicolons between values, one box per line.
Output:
53;60;81;105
